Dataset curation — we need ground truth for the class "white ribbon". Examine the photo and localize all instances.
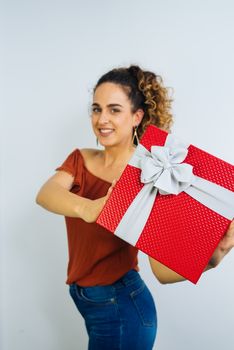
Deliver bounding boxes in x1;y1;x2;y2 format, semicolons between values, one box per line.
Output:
114;134;234;245
134;135;194;195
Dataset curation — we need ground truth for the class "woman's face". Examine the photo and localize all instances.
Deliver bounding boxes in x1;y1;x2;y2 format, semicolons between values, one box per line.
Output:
91;82;143;148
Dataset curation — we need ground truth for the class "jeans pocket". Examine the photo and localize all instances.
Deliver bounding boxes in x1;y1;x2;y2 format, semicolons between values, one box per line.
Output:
69;284;118;328
130;281;157;327
72;284;116;306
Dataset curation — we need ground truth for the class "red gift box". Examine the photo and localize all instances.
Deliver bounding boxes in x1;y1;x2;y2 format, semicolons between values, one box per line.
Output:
96;125;234;283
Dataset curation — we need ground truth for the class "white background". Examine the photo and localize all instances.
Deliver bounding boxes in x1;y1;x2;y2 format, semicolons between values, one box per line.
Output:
1;0;234;349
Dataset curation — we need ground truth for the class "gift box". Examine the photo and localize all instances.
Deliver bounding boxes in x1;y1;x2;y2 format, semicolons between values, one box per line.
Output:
96;125;234;283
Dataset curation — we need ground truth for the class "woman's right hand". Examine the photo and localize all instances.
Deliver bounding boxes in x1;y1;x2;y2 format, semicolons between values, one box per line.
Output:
82;180;117;223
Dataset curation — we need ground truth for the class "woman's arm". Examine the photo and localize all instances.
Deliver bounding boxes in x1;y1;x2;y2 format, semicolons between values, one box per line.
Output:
148;258;185;284
148;257;214;284
149;220;234;284
35;170;114;222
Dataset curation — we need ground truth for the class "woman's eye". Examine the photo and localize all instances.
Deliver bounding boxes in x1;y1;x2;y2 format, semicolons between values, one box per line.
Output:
91;107;120;115
92;107;101;113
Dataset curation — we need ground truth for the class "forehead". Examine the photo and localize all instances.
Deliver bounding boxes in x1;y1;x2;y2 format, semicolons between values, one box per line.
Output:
93;82;130;105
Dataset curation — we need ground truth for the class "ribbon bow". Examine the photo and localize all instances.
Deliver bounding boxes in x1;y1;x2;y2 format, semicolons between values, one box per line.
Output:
140;144;194;195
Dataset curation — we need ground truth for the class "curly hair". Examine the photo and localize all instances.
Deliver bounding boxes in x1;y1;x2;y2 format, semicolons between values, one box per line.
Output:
93;64;174;143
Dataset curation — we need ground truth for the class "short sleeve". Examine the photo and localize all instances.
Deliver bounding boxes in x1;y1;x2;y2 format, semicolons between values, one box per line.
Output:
55;149;84;188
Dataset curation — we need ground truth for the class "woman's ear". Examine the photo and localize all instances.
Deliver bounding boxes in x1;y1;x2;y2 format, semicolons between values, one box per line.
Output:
133;108;144;126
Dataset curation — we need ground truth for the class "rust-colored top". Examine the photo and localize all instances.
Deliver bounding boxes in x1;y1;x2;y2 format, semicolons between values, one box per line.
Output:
56;149;139;286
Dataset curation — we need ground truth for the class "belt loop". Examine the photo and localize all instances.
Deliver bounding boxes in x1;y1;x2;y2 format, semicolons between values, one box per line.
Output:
120;276;128;286
121;269;137;286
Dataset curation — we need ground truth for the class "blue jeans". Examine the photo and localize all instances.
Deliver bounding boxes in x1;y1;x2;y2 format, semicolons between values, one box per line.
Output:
69;269;157;350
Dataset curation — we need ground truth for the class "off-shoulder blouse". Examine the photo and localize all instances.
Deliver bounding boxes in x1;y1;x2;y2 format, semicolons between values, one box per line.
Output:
56;149;139;286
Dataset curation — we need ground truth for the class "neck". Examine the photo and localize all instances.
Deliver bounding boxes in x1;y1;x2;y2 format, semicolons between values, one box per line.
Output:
100;142;136;168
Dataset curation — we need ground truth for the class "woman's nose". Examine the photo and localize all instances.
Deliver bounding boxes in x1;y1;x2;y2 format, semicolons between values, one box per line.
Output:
98;111;110;123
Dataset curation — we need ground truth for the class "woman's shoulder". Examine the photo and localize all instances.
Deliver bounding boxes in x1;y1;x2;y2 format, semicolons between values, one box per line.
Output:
79;148;103;168
79;148;102;160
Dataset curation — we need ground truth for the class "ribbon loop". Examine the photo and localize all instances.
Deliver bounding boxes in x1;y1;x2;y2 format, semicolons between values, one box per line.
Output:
138;140;195;195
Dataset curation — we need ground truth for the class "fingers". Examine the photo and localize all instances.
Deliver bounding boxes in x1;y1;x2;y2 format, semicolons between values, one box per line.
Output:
219;220;234;252
111;179;117;188
104;179;117;204
225;219;234;237
108;179;117;192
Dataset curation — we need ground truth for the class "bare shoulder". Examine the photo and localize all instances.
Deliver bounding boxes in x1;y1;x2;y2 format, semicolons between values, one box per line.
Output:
80;148;102;163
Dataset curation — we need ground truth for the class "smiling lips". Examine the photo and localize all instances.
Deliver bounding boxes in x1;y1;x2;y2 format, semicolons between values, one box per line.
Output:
99;128;115;136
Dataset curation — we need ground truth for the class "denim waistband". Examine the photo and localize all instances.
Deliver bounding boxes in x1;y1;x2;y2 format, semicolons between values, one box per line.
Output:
74;269;142;290
111;269;142;288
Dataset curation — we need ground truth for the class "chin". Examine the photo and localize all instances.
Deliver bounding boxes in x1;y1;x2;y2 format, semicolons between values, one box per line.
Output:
98;140;117;147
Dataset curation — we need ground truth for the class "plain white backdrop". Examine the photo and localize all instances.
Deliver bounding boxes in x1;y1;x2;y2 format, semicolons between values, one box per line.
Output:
1;0;234;349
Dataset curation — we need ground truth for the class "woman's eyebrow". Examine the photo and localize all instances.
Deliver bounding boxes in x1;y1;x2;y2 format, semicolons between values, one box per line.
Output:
92;103;123;108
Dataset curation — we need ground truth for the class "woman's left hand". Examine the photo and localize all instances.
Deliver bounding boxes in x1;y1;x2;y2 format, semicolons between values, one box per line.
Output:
208;220;234;268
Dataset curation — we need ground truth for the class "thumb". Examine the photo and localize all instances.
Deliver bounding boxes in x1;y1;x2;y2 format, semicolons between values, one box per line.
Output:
111;179;117;187
105;179;117;199
103;179;118;205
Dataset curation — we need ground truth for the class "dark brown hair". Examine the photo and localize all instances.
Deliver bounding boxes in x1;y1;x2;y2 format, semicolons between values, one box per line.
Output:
93;65;174;142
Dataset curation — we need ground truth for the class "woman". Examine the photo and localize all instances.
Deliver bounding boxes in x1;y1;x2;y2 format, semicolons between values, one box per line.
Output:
36;65;234;350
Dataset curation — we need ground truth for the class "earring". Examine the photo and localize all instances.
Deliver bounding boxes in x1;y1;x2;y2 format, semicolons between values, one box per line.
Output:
132;126;139;146
96;137;99;146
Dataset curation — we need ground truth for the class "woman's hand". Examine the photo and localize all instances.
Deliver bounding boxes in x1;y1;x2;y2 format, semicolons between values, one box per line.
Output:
82;180;117;223
208;220;234;268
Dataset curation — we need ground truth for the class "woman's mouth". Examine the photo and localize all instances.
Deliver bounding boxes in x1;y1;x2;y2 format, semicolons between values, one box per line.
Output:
98;128;115;137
